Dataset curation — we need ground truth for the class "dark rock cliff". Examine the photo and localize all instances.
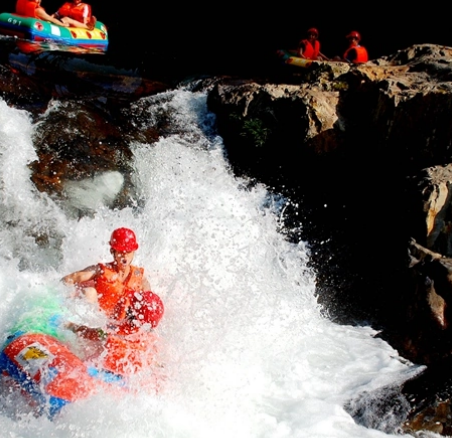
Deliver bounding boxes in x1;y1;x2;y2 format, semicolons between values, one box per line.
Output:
206;44;452;435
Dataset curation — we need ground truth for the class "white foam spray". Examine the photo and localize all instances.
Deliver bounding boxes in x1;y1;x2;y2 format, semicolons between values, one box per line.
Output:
0;91;426;437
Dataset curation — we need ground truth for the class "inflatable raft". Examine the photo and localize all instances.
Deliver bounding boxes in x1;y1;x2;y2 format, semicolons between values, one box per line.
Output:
0;290;164;419
0;12;108;50
276;49;314;68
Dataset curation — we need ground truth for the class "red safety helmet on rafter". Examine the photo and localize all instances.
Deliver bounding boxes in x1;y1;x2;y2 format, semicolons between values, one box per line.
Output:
109;228;139;252
307;28;319;36
346;31;361;42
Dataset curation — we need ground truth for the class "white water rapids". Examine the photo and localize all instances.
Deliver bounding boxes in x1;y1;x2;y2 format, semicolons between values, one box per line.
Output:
0;89;430;437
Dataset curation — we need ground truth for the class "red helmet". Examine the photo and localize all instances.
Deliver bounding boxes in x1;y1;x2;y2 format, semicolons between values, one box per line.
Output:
346;31;361;42
131;291;164;328
307;27;319;36
110;228;139;252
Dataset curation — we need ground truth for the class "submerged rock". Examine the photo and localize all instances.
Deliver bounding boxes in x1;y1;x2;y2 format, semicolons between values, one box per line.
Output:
346;356;452;436
28;100;135;205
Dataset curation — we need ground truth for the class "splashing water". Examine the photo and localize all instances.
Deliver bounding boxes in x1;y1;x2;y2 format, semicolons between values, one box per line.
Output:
0;91;424;437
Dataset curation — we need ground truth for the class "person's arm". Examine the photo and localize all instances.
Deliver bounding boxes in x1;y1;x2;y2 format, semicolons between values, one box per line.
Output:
60;4;93;29
297;42;306;58
66;322;106;340
62;265;100;303
61;16;88;28
35;7;69;26
78;3;91;24
318;52;330;61
142;276;151;291
61;265;99;286
344;48;357;63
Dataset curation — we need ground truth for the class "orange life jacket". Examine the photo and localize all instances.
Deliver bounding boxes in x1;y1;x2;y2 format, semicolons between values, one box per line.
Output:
298;39;320;60
100;331;159;377
343;45;368;64
15;0;39;18
94;263;144;320
58;2;91;23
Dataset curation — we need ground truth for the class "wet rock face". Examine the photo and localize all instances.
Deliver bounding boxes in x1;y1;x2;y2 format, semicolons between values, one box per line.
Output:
395;240;452;364
399;355;452;436
207;77;345;158
342;46;452;172
205;44;452;435
206;44;452;364
26;98;169;210
345;365;452;436
414;164;452;256
28;101;135;206
23;92;190;213
208;44;452;169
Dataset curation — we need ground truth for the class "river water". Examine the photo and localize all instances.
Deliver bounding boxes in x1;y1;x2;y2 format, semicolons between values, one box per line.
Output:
0;88;429;437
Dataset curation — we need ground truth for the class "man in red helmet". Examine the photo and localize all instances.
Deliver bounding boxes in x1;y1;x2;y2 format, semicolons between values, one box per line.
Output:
343;31;368;64
62;228;163;331
297;27;329;61
62;228;164;379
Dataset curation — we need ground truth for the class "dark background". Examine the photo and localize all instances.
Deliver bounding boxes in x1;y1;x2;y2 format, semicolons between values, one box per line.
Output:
3;1;452;76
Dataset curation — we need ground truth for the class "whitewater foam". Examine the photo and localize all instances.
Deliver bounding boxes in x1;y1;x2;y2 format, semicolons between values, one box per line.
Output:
0;90;425;437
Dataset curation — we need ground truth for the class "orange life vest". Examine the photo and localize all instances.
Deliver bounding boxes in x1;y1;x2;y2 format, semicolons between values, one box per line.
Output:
58;2;91;23
94;263;144;320
298;39;320;60
343;45;368;64
100;331;159;377
15;0;40;18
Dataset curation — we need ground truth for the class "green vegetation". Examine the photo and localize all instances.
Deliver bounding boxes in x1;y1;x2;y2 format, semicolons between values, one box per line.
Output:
229;113;271;147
